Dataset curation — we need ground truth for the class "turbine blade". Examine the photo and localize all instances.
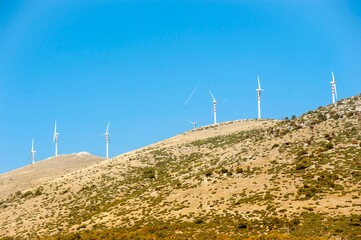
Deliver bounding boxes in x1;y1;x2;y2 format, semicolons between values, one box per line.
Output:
32;139;34;151
257;75;261;89
106;122;110;134
209;90;216;102
334;83;338;100
184;82;201;106
331;71;335;83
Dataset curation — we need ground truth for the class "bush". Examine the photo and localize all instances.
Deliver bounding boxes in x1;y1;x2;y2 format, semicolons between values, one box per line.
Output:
236;167;244;174
298;184;318;199
317;113;327;121
142;167;155;179
34;187;43;196
204;169;213;177
324;143;333;150
220;168;229;174
194;218;204;224
271;144;279;149
295;158;311;170
237;219;248;229
350;215;361;226
22;191;32;198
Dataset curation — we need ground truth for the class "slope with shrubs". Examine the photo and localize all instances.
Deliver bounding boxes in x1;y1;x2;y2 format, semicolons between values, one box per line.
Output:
0;95;360;240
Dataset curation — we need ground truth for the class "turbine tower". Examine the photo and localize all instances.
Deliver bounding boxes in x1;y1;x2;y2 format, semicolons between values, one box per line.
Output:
30;138;36;164
256;75;264;119
187;120;199;130
330;72;338;104
103;122;110;159
53;120;59;157
209;91;217;124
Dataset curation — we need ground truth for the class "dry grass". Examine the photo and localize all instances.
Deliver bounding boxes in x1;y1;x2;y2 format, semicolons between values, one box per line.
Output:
0;94;360;239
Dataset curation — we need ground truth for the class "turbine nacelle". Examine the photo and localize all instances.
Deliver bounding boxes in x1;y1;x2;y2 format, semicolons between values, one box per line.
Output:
105;122;110;135
209;90;217;124
53;133;59;142
256;75;264;120
256;75;265;92
29;138;36;164
53;120;59;156
209;90;217;104
330;71;338;103
187;120;199;129
53;120;59;143
102;122;110;138
31;138;36;153
331;71;336;83
102;122;110;159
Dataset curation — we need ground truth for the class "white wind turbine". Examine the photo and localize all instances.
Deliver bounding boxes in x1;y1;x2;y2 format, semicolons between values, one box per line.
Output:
102;122;110;159
330;72;338;104
29;138;36;164
209;90;217;124
53;120;59;157
187;120;199;130
256;75;265;119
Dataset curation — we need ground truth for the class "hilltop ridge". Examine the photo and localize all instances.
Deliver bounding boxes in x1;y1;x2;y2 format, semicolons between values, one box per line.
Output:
0;94;360;239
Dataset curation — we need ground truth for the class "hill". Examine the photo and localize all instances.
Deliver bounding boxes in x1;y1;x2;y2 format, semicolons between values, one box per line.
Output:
0;152;105;199
0;95;360;239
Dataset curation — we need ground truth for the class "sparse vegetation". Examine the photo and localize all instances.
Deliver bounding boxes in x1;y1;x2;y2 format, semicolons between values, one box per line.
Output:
0;94;360;239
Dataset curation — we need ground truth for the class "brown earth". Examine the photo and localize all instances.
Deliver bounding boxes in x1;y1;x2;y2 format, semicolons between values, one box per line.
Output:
0;152;105;199
0;95;360;239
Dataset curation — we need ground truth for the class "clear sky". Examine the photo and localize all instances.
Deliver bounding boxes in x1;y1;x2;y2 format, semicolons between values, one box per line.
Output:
0;0;360;173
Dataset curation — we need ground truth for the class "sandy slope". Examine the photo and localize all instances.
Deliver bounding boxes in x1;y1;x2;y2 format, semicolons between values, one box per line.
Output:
0;94;359;239
0;152;105;199
118;119;278;159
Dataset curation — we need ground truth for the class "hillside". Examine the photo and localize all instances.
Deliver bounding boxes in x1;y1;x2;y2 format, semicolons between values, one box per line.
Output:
0;153;105;199
0;95;360;239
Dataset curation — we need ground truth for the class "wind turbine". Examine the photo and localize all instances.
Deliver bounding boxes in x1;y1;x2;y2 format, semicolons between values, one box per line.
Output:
209;90;217;124
53;120;59;157
256;75;265;119
187;120;199;130
330;72;338;104
29;138;36;164
102;122;110;159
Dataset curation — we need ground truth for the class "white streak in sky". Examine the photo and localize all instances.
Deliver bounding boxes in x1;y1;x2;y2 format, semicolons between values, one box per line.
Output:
184;82;201;106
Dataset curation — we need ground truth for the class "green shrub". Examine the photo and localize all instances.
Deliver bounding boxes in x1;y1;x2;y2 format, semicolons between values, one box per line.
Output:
34;187;43;196
194;218;204;224
324;143;333;150
295;158;311;170
142;167;155;179
220;168;228;174
237;219;248;229
236;167;244;173
204;169;213;177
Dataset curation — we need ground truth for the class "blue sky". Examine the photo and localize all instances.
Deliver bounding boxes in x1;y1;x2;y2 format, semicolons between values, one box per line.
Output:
0;0;360;173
